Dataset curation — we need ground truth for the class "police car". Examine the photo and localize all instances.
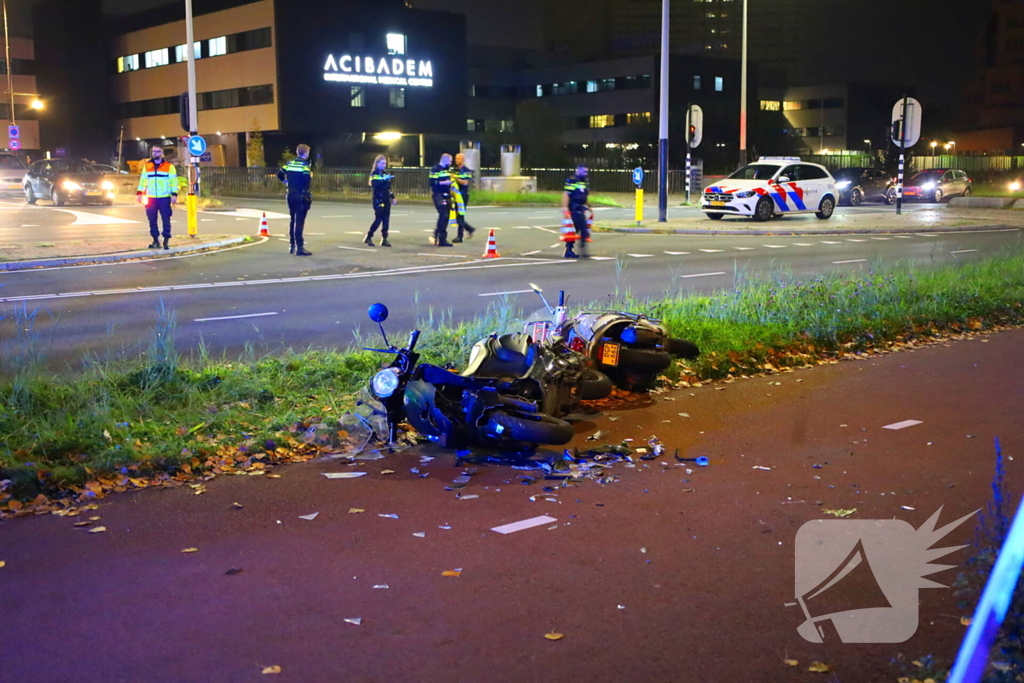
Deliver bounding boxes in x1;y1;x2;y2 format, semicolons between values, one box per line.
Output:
701;157;838;221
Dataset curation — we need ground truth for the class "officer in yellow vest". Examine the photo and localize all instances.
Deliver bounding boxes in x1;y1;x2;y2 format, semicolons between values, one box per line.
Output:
136;145;179;250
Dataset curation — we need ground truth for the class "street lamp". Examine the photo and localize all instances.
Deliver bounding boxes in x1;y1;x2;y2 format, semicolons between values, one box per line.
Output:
930;141;938;158
948;140;956;155
29;98;43;110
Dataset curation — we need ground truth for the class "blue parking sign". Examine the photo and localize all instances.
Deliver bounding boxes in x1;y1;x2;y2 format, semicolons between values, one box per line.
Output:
8;125;19;139
632;167;644;186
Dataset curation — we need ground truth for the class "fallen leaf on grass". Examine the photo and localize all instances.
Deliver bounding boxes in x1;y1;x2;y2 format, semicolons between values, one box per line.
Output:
88;526;106;533
807;662;830;673
441;570;462;577
181;547;199;553
544;633;564;641
261;665;281;675
348;508;365;514
783;659;798;667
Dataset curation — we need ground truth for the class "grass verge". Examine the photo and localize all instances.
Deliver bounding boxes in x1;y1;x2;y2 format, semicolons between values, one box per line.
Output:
2;249;1024;511
469;190;621;207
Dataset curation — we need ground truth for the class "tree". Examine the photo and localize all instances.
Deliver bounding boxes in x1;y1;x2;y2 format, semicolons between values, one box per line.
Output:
246;118;265;168
279;147;297;166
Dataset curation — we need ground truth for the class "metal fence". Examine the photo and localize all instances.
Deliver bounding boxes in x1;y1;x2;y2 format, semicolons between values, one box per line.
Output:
909;156;1024;173
479;166;702;194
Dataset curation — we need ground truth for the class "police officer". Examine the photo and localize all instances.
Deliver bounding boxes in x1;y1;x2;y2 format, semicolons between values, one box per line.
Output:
277;144;313;255
428;153;454;247
561;165;592;259
364;154;394;247
136;145;178;250
451;152;476;243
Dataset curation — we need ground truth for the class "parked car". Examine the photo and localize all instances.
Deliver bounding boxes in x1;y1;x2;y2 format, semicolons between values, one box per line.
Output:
0;152;28;196
833;167;896;206
701;157;838;221
90;163;128;175
902;169;973;202
23;160;116;206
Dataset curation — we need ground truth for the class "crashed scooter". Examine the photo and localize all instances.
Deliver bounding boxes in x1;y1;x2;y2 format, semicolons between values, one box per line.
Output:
524;283;700;391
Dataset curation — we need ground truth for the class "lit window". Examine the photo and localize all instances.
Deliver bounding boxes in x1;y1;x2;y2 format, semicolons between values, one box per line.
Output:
536;85;543;97
627;112;651;124
118;54;140;73
760;100;781;111
351;87;365;107
389;87;406;108
467;119;475;131
586;80;597;93
386;33;406;56
500;120;514;133
783;100;803;111
175;42;202;63
589;114;615;128
144;48;169;68
715;76;723;92
208;36;227;57
469;85;476;97
693;75;701;90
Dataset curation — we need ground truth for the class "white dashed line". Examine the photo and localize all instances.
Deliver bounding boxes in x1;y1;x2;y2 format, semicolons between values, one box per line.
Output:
681;271;727;278
478;289;534;297
820;240;841;244
893;235;913;239
345;231;364;234
588;256;617;260
832;259;868;264
520;250;542;255
416;253;469;258
337;246;376;252
846;239;866;242
917;233;938;237
195;311;279;322
698;249;723;253
871;237;891;240
532;226;558;234
950;249;978;254
733;247;755;251
627;253;654;258
664;251;690;255
793;243;813;246
322;215;352;218
762;244;786;248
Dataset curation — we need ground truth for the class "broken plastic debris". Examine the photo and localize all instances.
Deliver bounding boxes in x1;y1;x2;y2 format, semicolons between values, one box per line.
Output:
181;547;199;553
354;451;385;461
378;513;399;519
412;532;426;538
752;466;772;471
322;472;367;479
373;584;389;589
677;413;690;418
441;570;462;577
453;475;471;484
298;512;319;521
380;470;396;475
459;494;479;500
544;633;564;641
617;605;626;610
901;505;915;511
438;525;451;530
491;515;557;534
586;430;603;441
343;618;362;626
231;502;245;509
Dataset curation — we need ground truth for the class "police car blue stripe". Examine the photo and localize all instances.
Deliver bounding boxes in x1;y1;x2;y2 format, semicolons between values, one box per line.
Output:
770;193;789;211
789;194;807;211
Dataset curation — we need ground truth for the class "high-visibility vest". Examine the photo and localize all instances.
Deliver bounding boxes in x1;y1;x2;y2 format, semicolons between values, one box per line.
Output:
137;160;179;198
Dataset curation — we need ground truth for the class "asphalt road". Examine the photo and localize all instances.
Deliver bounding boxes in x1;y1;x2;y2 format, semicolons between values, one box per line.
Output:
0;197;1020;366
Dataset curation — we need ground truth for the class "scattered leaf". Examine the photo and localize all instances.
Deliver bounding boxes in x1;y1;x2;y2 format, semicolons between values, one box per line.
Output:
677;413;690;418
823;508;857;518
380;470;396;475
231;502;244;509
74;521;92;527
544;633;564;641
960;616;972;626
261;665;281;675
0;561;5;568
88;526;106;533
441;570;462;577
783;659;798;667
181;547;199;553
348;508;365;514
807;662;830;673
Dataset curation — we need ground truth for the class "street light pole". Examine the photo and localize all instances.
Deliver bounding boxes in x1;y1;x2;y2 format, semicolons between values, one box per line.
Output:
3;0;15;129
185;0;199;236
739;0;747;167
658;0;669;222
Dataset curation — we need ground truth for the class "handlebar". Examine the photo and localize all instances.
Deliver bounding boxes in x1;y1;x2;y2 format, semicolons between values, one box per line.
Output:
558;290;565;307
408;330;420;351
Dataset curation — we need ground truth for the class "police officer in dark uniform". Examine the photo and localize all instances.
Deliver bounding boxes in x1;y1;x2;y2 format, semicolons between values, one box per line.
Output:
277;143;313;255
451;152;476;243
561;165;592;258
428;153;454;247
364;154;394;247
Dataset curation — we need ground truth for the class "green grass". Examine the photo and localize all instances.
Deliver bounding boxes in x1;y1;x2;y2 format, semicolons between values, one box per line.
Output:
3;248;1024;500
471;190;621;207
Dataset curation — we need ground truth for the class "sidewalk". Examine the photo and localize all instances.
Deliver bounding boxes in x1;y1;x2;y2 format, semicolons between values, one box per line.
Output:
598;205;1024;235
0;234;247;271
1;327;1019;682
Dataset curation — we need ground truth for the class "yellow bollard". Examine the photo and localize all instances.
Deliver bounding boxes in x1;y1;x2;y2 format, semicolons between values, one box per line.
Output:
187;193;198;237
635;188;644;226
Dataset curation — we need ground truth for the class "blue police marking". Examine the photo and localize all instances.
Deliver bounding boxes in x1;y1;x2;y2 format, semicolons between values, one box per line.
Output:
187;135;207;155
8;125;19;139
632;167;644;186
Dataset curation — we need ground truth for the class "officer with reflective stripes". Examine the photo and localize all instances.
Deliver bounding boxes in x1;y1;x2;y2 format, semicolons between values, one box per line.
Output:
136;145;178;250
451;153;476;243
277;144;313;255
428;153;454;247
364;154;394;247
561;165;592;258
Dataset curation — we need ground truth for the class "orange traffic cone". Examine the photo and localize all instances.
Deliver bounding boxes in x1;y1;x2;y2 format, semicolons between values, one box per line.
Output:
258;212;270;237
482;228;500;258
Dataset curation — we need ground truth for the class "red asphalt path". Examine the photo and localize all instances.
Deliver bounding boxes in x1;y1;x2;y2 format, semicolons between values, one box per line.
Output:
1;329;1022;682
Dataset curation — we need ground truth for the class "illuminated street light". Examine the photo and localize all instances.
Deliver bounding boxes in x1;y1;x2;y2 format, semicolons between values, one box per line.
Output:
373;131;403;142
29;98;44;110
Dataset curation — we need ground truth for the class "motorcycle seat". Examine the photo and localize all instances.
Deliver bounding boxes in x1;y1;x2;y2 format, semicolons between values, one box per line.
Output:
462;334;537;380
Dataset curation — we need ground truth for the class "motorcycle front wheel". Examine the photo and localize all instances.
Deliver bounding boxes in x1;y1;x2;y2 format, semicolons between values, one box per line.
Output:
580;368;614;400
487;410;574;445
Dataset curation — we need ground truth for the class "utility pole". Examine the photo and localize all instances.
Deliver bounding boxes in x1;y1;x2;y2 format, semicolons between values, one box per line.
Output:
658;0;669;222
185;0;199;237
3;0;14;129
739;0;747;167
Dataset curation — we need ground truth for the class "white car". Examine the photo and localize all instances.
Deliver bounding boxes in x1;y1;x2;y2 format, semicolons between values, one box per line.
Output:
701;157;837;221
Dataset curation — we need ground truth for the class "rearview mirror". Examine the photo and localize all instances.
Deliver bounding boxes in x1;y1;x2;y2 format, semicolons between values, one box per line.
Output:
368;303;389;323
529;282;542;293
778;175;791;183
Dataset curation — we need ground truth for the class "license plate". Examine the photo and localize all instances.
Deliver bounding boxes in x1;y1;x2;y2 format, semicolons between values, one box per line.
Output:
600;342;620;367
710;200;726;207
6;183;20;190
85;190;101;196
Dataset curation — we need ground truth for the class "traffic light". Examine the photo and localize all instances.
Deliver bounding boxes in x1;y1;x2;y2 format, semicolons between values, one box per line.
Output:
179;92;190;133
689;125;697;139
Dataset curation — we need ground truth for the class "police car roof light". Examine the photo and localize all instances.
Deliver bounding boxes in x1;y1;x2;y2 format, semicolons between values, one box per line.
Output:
758;156;802;161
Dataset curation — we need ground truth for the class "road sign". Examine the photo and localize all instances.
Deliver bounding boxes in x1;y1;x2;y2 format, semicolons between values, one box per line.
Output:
187;135;207;156
8;139;20;151
632;167;644;186
686;104;703;148
8;125;19;139
890;97;922;148
55;147;66;157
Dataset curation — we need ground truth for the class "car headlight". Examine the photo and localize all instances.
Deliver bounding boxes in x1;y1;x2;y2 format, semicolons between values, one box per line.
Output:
734;190;755;198
922;182;936;190
371;368;400;398
835;180;851;189
62;180;82;191
101;180;114;190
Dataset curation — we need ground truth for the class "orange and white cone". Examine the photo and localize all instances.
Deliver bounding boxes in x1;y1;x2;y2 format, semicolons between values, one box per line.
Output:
482;228;500;258
559;213;577;243
258;212;270;237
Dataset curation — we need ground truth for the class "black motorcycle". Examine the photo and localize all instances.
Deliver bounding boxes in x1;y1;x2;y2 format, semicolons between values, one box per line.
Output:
363;303;574;448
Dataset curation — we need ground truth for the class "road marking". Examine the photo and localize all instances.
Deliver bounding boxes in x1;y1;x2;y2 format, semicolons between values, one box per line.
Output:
733;247;755;251
589;256;616;260
478;289;533;297
550;244;561;248
532;226;558;234
917;233;938;237
235;218;248;221
513;226;534;229
417;253;469;258
422;229;435;233
664;251;690;255
338;246;375;252
627;253;653;258
681;271;727;278
951;249;978;254
520;250;542;255
819;240;841;244
832;259;867;264
417;219;435;223
870;237;891;240
762;244;787;248
322;215;352;218
200;219;214;222
793;243;813;246
893;235;913;238
698;248;723;253
527;215;550;219
846;239;866;242
195;311;279;322
305;232;325;236
203;208;290;220
346;231;365;234
883;419;922;431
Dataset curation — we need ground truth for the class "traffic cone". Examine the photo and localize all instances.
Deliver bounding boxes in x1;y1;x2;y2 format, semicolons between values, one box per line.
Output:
258;212;270;237
559;213;577;243
482;228;500;258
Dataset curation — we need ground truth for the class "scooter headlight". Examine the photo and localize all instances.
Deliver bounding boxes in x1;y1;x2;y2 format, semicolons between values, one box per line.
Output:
371;368;400;398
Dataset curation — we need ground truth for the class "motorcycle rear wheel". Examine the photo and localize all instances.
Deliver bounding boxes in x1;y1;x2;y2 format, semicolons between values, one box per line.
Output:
614;347;673;373
666;337;700;359
487;410;574;445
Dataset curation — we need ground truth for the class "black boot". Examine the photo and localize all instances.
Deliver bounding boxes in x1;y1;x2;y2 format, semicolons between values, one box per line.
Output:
364;234;375;247
162;237;170;250
563;247;579;259
466;226;476;239
381;238;392;247
452;236;463;243
295;246;312;256
148;238;160;249
289;242;295;254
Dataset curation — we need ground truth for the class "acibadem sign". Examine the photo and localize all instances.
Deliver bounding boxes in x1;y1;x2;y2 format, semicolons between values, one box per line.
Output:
323;54;433;87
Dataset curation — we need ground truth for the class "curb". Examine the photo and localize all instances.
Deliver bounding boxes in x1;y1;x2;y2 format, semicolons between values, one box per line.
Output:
0;235;251;272
594;223;1022;237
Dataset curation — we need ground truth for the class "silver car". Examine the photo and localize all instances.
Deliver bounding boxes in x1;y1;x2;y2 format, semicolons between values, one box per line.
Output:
0;152;28;195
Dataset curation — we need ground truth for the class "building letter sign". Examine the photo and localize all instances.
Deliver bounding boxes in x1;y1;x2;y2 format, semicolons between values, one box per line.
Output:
324;33;434;87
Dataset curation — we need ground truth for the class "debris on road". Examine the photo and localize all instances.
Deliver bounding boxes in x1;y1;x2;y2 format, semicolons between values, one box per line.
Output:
752;466;773;471
298;512;319;521
412;532;426;538
181;547;199;553
378;513;399;519
88;526;106;533
321;472;367;479
343;618;362;626
807;662;831;673
226;568;243;575
458;494;479;500
492;516;557;534
231;502;244;509
823;508;857;518
261;665;282;675
544;633;564;641
373;584;389;589
348;508;365;514
586;430;603;442
441;570;462;577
